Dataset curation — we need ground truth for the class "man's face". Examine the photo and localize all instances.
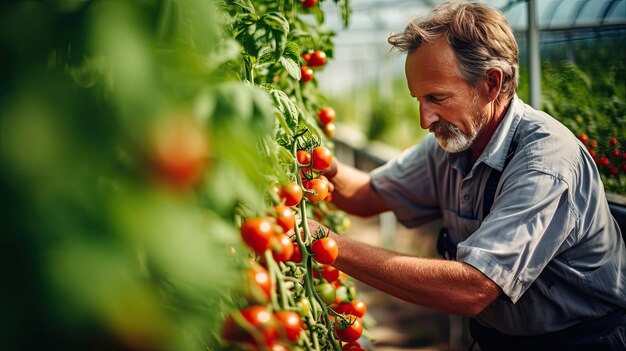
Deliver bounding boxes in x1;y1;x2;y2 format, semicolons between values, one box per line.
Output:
405;37;490;153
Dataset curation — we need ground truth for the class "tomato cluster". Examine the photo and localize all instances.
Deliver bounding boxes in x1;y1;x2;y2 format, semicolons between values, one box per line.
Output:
579;134;626;177
227;134;370;349
300;50;328;84
219;0;367;348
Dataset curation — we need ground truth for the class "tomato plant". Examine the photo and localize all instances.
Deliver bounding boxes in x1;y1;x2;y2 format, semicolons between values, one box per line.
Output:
315;282;337;305
334;317;363;342
290;241;303;263
318;107;336;125
223;305;279;347
305;178;330;202
1;0;365;349
271;234;295;262
312;146;333;171
342;341;363;351
308;50;327;67
241;218;275;254
300;66;314;83
274;204;296;234
279;182;303;207
323;122;337;138
247;265;273;304
297;150;312;166
313;264;340;282
275;310;303;342
301;0;318;9
336;299;367;318
311;237;339;264
150;116;208;189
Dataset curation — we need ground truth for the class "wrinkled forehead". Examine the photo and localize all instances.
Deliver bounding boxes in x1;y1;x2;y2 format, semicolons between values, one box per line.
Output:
405;37;465;94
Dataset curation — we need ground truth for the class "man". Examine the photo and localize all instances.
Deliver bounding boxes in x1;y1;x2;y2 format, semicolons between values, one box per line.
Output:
308;2;626;349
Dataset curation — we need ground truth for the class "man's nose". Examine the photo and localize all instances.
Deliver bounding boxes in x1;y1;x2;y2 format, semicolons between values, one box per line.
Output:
419;103;439;129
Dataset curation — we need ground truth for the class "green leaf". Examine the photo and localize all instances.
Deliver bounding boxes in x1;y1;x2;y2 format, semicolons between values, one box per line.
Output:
282;42;301;63
279;56;300;81
270;89;299;132
232;13;259;38
257;46;276;65
262;12;290;34
227;0;256;14
311;5;325;25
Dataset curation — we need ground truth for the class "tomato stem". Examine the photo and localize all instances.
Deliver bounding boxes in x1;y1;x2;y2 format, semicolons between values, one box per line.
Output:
264;250;288;310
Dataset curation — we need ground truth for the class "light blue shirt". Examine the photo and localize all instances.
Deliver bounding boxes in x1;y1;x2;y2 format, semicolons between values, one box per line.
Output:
370;95;626;335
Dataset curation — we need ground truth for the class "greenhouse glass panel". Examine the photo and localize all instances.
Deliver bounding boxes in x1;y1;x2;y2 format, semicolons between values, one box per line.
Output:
551;0;584;28
575;0;608;26
605;1;626;25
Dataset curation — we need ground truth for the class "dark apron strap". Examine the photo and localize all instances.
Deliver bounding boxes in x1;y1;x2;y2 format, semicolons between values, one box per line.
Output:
438;141;519;261
482;141;518;218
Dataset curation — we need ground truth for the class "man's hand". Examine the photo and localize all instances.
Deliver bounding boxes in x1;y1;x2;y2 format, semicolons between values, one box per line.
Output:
318;160;389;216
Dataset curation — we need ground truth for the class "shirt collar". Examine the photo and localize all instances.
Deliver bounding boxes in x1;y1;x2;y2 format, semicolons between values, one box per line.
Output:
476;95;523;172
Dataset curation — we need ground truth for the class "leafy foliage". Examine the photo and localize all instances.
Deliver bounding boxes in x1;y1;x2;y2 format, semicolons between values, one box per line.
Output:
0;0;360;350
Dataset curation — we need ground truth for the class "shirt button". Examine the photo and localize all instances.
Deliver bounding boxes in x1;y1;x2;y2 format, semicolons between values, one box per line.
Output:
463;194;472;201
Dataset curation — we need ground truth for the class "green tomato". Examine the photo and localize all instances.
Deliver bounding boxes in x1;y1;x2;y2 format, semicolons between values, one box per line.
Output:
296;298;311;317
315;282;336;305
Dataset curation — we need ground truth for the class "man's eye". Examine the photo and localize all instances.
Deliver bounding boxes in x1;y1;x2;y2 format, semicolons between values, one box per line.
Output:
427;95;443;103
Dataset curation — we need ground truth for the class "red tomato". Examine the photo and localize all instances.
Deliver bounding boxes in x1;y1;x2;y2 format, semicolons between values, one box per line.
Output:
279;182;303;206
300;167;312;181
297;150;311;165
274;205;295;234
247;265;272;304
300;66;314;82
335;317;363;342
323;122;336;138
290;241;303;263
241;218;274;254
313;264;340;282
223;306;278;347
304;178;329;202
342;341;362;351
301;0;317;9
318;107;336;125
311;237;338;264
302;52;312;64
312;146;333;171
272;344;291;351
590;140;598;149
600;156;610;167
610;137;618;145
612;149;621;158
578;133;588;145
274;311;303;342
342;299;367;318
308;50;327;67
151;116;208;188
271;234;294;262
610;166;619;175
241;305;279;345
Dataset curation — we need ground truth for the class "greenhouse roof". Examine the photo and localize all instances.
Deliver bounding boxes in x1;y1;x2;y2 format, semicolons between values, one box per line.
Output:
325;0;626;33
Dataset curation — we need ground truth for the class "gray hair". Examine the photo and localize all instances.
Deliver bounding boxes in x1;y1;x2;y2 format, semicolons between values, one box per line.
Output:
389;1;519;101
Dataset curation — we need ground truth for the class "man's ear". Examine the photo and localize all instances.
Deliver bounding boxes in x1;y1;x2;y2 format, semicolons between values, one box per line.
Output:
484;68;503;102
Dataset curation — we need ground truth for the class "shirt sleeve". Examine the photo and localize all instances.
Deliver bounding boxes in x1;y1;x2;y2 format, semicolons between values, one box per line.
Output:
457;167;577;303
369;135;442;228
